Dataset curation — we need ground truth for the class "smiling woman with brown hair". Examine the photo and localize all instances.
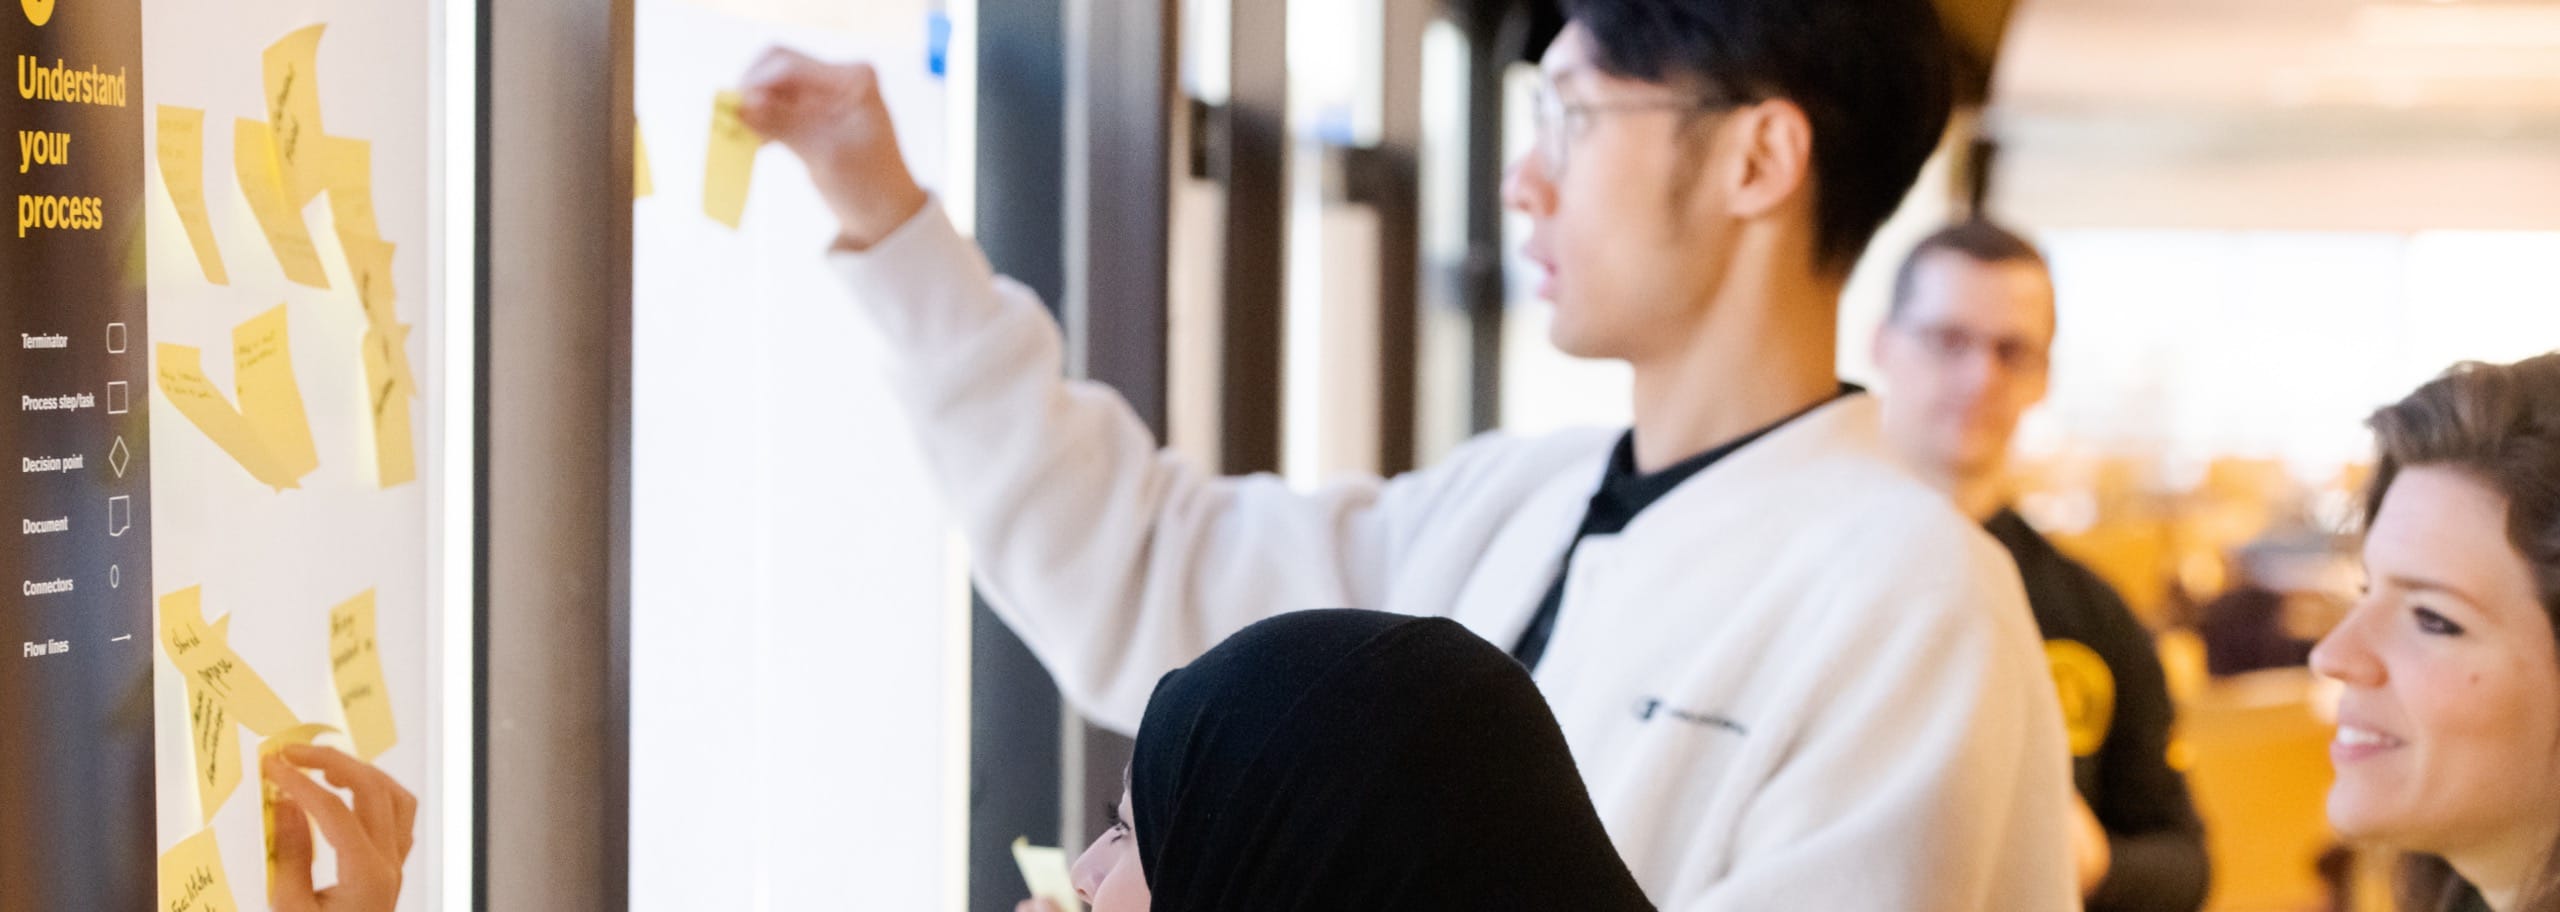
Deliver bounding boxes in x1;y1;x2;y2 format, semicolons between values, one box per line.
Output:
2312;352;2560;912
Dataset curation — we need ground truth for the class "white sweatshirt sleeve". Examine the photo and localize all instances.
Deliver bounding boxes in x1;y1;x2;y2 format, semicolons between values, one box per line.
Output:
1683;552;2082;911
826;202;1478;733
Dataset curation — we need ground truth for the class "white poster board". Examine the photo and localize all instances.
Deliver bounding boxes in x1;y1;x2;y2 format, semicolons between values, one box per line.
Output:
142;1;461;908
630;1;970;908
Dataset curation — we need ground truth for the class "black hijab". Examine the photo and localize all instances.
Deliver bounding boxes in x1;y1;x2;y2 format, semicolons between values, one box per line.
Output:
1130;609;1656;911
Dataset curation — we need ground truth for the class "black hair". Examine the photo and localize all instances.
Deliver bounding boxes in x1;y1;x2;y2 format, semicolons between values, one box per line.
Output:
1886;219;2051;324
1563;0;1956;271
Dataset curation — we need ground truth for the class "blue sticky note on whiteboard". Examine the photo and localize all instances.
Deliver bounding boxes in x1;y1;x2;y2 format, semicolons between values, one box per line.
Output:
927;11;951;78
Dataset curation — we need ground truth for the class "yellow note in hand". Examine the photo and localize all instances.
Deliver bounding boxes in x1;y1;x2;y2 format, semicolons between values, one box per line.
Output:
259;722;341;891
232;305;321;482
329;590;398;759
702;90;762;229
234;118;331;289
156;106;229;285
262;24;331;207
1013;837;1083;912
160;586;304;737
159;827;242;912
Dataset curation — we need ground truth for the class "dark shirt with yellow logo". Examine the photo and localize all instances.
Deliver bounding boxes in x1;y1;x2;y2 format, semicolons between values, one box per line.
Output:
1987;508;2210;912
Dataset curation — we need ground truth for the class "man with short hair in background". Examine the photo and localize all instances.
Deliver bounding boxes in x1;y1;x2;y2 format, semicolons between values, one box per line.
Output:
1874;221;2212;912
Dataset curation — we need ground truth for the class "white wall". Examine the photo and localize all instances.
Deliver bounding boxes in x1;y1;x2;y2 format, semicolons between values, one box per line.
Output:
629;2;970;908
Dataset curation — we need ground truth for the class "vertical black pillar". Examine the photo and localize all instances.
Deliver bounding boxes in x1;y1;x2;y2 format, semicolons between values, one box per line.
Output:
971;2;1070;910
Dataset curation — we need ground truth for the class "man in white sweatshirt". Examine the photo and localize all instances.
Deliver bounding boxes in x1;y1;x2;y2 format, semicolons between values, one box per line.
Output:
738;0;2077;906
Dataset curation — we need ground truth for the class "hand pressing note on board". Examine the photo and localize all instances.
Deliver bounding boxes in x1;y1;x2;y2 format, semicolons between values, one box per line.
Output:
264;745;417;912
734;47;928;250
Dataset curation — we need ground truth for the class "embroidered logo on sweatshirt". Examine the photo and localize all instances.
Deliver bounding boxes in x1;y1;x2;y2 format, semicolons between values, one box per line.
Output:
2044;639;2116;757
1634;698;1748;735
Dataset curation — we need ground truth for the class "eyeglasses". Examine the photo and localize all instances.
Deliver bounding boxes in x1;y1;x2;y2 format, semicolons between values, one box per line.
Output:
1895;322;2051;375
1530;83;1734;180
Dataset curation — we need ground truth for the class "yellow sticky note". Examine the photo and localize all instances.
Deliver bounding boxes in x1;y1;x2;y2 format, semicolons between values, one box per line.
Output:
1012;837;1083;912
262;24;330;207
321;136;381;252
343;235;399;329
157;343;302;491
361;322;418;488
159;827;242;912
160;586;303;737
235;118;331;289
635;119;655;199
155;106;230;285
328;590;398;759
259;722;341;890
702;90;762;228
184;680;242;823
232;305;321;482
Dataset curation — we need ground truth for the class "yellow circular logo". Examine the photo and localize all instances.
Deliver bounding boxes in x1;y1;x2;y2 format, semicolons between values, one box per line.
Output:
2046;640;2117;758
22;0;53;26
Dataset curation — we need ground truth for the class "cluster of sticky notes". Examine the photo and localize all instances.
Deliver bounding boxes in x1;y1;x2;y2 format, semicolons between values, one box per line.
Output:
323;136;421;488
159;827;242;912
151;23;421;491
234;23;333;289
156;305;320;491
161;585;400;825
162;586;304;822
702;90;764;228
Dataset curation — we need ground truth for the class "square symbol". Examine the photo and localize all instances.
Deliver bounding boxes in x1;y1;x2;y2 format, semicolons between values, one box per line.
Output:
105;380;128;415
105;322;127;354
107;496;131;537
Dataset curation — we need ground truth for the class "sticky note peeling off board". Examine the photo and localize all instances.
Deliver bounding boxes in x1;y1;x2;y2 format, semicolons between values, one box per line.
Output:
155;305;321;491
233;120;331;289
154;106;230;285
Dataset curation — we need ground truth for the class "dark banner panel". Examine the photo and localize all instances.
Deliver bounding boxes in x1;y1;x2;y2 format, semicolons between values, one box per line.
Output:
0;0;153;907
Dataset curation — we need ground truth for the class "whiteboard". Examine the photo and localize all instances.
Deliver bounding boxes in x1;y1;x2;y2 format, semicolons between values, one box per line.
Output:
630;1;970;908
142;0;461;909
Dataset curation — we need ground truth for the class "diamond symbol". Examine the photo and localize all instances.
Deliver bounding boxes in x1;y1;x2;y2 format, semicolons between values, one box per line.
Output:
108;436;130;478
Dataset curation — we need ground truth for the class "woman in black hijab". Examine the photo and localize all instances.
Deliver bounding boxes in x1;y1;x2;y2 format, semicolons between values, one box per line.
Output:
1026;608;1655;911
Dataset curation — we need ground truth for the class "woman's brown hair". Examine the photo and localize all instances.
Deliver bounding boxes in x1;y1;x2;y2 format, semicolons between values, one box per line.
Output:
2365;352;2560;912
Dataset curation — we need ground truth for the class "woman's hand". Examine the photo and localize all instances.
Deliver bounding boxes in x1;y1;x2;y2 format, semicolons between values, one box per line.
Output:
265;745;419;912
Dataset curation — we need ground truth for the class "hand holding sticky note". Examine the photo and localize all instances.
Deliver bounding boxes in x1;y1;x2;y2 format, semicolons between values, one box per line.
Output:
259;722;341;891
1013;837;1083;912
